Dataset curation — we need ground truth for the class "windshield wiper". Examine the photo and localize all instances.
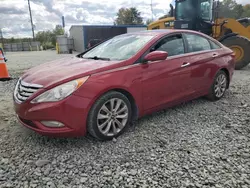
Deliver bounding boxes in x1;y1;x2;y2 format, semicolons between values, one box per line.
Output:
84;56;110;61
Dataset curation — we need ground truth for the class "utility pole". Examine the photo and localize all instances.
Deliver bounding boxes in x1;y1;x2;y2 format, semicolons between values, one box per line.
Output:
0;29;4;46
150;0;154;20
27;0;35;40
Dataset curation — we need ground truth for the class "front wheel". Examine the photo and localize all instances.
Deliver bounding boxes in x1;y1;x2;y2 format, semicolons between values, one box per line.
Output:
87;91;132;140
206;70;228;101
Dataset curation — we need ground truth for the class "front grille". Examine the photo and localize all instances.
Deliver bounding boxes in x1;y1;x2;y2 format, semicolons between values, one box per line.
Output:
14;79;43;103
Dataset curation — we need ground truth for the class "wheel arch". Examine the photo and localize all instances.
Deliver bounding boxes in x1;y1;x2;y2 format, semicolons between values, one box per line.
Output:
219;68;230;89
88;87;140;123
112;88;139;122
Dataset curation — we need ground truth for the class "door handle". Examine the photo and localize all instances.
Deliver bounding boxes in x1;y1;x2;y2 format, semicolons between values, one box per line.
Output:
181;62;190;67
212;53;219;58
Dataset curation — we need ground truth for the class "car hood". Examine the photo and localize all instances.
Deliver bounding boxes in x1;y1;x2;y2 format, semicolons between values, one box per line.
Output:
21;56;123;88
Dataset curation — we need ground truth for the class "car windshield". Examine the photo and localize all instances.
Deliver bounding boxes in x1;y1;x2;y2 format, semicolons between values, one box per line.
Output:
81;34;155;61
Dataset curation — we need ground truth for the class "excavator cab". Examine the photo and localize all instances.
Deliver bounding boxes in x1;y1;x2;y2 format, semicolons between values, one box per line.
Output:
174;0;214;35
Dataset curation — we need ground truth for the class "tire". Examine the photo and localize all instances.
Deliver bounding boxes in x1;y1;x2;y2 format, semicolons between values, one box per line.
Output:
87;91;132;140
206;70;228;101
221;35;250;70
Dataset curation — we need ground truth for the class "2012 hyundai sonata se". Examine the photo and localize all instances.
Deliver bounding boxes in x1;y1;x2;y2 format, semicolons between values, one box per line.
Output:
13;29;235;140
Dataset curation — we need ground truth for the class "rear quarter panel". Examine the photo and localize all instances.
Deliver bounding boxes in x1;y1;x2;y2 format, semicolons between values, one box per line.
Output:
207;48;235;88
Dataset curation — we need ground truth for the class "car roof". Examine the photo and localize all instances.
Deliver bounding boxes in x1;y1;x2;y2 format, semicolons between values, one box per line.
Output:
127;29;172;36
127;29;204;37
127;29;220;43
113;29;222;47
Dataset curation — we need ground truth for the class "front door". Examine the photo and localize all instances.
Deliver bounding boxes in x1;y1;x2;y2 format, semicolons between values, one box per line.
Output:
142;33;194;111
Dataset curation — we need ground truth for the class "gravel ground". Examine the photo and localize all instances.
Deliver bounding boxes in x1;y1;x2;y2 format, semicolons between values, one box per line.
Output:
0;51;250;188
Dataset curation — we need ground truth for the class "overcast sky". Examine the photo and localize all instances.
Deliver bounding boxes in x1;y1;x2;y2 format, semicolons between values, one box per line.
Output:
0;0;249;38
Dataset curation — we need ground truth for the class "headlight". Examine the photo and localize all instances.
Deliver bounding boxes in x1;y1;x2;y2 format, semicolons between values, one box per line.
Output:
31;76;89;103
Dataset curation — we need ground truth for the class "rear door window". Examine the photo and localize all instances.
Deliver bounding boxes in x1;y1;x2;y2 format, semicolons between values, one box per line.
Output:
153;34;185;57
184;33;211;53
210;41;221;49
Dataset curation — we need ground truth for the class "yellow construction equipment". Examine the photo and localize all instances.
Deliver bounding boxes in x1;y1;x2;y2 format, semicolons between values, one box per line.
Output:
148;4;175;30
148;17;175;30
148;0;250;70
212;17;250;69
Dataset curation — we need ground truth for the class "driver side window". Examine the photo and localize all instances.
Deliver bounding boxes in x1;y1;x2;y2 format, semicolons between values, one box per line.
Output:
152;34;185;57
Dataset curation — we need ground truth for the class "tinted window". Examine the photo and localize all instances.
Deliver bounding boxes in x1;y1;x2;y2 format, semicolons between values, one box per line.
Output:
176;0;194;20
185;34;211;53
200;0;213;21
176;0;212;21
153;35;185;57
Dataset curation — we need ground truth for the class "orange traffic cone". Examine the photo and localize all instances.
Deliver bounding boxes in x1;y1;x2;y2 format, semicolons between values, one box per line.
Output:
0;48;11;81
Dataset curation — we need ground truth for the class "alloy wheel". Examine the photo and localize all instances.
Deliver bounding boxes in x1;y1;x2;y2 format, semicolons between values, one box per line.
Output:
97;98;128;137
214;74;227;98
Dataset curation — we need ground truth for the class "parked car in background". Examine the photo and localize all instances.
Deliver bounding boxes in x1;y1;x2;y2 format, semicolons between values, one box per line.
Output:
13;29;235;140
87;39;102;49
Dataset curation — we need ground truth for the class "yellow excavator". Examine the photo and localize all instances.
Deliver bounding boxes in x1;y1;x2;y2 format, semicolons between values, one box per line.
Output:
148;0;250;70
148;4;175;30
148;17;175;30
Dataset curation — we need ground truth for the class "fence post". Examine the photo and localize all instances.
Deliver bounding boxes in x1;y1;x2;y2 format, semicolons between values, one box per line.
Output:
0;43;4;54
56;42;60;54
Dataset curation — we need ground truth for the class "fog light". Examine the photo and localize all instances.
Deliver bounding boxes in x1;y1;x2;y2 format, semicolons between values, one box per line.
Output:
41;121;64;128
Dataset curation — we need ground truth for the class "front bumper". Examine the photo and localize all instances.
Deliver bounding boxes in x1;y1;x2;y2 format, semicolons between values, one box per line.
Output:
13;94;92;137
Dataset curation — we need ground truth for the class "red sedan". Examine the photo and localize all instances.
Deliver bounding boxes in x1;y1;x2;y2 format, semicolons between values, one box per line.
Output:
13;30;235;140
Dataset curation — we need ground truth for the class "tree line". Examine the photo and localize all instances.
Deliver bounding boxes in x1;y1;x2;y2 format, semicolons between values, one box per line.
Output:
219;0;250;19
2;25;64;50
108;0;250;25
35;25;64;49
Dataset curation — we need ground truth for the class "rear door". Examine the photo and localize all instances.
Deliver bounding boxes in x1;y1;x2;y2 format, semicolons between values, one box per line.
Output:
141;33;195;111
182;33;223;94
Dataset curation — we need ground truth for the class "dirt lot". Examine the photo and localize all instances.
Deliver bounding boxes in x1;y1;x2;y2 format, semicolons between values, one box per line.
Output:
0;51;250;188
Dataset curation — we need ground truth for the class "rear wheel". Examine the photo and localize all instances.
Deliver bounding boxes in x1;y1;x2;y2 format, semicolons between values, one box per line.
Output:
206;70;228;101
87;91;132;140
221;35;250;70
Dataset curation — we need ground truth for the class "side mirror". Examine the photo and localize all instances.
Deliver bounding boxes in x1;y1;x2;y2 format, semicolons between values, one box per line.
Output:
143;51;168;62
